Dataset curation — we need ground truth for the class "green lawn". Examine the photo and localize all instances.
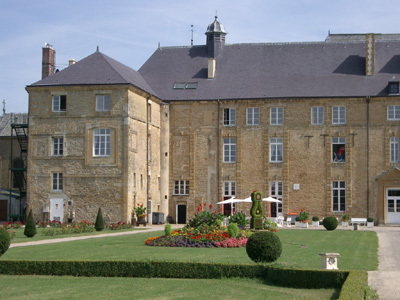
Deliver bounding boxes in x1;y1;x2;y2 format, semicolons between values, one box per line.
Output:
3;228;378;271
0;275;339;300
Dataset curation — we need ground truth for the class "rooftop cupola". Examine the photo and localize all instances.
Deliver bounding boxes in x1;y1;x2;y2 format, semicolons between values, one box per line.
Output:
205;16;227;58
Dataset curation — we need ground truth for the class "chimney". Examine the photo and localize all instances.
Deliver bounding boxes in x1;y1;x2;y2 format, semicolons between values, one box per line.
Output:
42;43;55;79
69;59;76;66
366;33;375;76
208;58;216;79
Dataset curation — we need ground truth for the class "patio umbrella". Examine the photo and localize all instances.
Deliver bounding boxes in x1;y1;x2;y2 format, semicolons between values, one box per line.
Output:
262;196;282;203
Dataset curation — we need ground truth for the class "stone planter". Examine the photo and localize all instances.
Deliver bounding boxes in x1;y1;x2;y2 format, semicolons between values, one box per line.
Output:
342;221;349;227
367;222;374;228
295;221;301;228
312;221;319;227
301;222;309;228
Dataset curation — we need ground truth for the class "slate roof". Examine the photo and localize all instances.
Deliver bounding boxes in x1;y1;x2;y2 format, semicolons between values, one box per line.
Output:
28;51;157;96
138;40;400;101
0;113;28;137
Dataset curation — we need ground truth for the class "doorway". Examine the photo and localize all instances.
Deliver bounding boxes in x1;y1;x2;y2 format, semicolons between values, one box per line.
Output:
177;204;186;224
0;200;7;221
387;189;400;223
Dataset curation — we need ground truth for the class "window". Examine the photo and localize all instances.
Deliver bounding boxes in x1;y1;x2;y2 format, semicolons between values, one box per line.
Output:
223;181;236;197
270;181;283;214
388;82;399;94
53;137;63;156
247;107;259;125
332;181;346;212
332;137;346;163
270;138;283;162
391;137;399;163
332;106;346;124
173;82;198;89
223;137;236;163
311;106;324;125
223;108;236;126
52;173;63;191
270;107;283;125
93;128;111;157
174;180;189;195
388;106;400;120
52;95;66;112
96;95;110;112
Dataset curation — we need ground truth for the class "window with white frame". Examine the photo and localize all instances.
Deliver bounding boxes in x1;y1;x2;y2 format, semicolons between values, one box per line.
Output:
223;137;236;163
332;181;346;212
174;180;189;195
93;128;111;157
223;108;236;126
270;137;283;162
223;181;236;197
391;137;399;163
96;95;110;112
332;106;346;124
52;173;63;191
270;107;283;125
247;107;259;125
311;106;324;125
270;181;283;214
52;95;66;112
332;137;346;163
53;137;63;156
388;105;400;120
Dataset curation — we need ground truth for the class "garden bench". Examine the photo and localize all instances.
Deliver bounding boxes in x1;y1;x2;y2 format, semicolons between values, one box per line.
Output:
350;218;367;226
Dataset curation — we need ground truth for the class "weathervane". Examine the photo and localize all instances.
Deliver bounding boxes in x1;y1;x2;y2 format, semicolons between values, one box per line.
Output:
2;99;5;115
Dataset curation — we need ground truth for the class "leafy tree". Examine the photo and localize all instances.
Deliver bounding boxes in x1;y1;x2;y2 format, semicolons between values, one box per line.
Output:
95;208;105;231
24;210;37;237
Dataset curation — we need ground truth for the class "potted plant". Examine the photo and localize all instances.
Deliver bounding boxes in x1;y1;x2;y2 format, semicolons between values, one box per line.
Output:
367;217;374;228
299;208;309;228
342;213;349;227
295;216;301;228
134;204;147;226
312;216;320;227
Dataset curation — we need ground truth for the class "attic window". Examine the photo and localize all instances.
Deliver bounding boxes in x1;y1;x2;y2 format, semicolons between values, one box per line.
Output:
388;81;399;95
173;82;198;90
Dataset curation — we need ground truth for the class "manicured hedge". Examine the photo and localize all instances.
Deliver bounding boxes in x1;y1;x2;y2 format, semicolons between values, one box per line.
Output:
338;270;368;300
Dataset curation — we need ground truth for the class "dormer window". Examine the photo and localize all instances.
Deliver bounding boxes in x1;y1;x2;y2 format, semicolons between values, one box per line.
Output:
173;82;198;89
388;81;399;95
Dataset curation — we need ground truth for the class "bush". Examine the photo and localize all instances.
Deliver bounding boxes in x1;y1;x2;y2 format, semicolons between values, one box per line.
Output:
312;216;319;222
164;223;172;236
367;217;374;223
338;271;368;299
227;223;239;238
295;216;301;222
228;212;247;227
95;208;104;231
24;210;37;237
323;216;338;231
246;231;282;263
0;227;11;256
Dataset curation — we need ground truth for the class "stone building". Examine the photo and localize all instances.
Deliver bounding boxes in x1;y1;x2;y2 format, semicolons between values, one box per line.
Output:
26;17;400;224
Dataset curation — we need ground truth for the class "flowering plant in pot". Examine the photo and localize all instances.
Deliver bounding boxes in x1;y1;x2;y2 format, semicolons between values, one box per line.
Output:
342;213;350;227
299;208;309;227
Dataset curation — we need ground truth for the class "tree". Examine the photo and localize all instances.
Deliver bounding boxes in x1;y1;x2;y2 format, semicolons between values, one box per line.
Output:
95;208;105;231
24;209;37;237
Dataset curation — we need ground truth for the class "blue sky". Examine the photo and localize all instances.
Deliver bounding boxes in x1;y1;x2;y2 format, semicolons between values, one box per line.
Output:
1;0;399;113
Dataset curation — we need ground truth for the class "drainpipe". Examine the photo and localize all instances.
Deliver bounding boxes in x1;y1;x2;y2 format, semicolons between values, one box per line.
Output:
366;96;370;217
217;99;221;204
146;96;151;224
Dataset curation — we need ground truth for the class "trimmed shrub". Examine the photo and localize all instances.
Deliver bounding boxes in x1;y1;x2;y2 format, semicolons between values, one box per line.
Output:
24;210;37;237
94;208;104;231
367;217;374;223
164;223;172;236
323;216;338;231
246;231;282;263
312;216;319;222
228;223;239;238
0;227;11;256
338;270;368;299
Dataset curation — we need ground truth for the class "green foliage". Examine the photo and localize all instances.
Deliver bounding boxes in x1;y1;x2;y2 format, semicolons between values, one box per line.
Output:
299;208;309;222
164;223;172;236
263;218;278;232
342;213;350;221
133;204;146;218
227;223;239;238
228;212;247;227
94;208;104;231
312;216;319;222
367;217;374;222
24;210;37;238
246;231;282;263
0;227;11;256
338;271;370;300
295;216;301;222
188;203;224;228
323;216;338;231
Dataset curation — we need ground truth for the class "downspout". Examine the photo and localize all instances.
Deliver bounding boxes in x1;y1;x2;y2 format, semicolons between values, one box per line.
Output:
366;96;370;217
217;99;221;204
9;122;13;221
146;96;151;223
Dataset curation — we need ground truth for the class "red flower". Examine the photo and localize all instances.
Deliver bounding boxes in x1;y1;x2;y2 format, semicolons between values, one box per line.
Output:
209;204;213;209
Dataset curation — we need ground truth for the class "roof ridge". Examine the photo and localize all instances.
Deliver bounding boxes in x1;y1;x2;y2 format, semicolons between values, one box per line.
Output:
97;52;129;83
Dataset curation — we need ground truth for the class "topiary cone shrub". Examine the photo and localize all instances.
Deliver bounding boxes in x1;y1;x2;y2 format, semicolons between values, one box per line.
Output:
165;223;172;236
24;209;37;237
323;216;338;231
95;208;105;231
228;222;239;238
246;231;282;263
0;227;11;256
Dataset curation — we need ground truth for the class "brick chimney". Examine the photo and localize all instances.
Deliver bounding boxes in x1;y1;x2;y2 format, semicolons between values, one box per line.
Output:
42;43;55;79
366;34;375;76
